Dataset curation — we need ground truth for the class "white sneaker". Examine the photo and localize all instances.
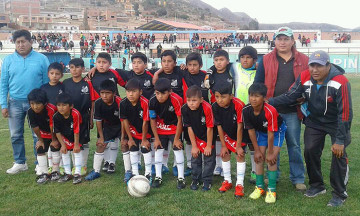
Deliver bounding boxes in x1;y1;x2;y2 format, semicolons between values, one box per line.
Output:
213;166;222;176
6;163;28;174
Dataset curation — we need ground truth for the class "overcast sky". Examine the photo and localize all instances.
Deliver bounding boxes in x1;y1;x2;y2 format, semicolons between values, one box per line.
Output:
201;0;359;29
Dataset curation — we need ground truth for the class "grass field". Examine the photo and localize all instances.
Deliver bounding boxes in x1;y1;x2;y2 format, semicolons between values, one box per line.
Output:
0;74;359;216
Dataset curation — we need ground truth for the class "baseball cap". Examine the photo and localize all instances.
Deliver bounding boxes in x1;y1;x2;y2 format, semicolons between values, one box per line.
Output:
308;50;330;66
275;27;293;37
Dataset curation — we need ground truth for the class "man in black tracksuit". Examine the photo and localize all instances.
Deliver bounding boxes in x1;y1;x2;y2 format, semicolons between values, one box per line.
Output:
268;50;352;207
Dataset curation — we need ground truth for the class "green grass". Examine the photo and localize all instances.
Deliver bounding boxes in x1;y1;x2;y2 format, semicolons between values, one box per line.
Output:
1;74;360;216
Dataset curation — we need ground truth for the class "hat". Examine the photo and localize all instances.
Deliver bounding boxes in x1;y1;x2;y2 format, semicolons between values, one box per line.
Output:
308;50;330;66
275;27;293;37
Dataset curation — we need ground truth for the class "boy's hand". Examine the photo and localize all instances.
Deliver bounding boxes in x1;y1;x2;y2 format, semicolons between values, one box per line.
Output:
204;75;210;89
35;140;45;150
204;145;212;156
90;121;94;129
254;150;264;163
173;139;183;149
120;138;128;148
73;145;80;153
331;143;344;158
236;146;245;157
128;139;136;148
266;151;277;165
179;63;187;70
141;139;150;150
220;146;229;157
153;139;163;150
1;108;8;118
60;145;67;154
50;140;60;149
191;145;200;158
87;67;96;79
97;137;105;147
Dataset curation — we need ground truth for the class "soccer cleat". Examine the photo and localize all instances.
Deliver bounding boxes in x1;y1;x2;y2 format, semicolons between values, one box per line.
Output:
73;174;82;184
249;186;265;200
177;178;186;190
107;163;115;174
6;163;28;174
162;165;169;174
152;177;163;188
202;182;212;191
145;174;153;185
59;167;65;175
48;166;53;174
184;167;192;177
58;174;73;183
234;184;245;198
36;174;49;184
172;166;178;177
50;171;61;181
304;187;326;198
218;180;233;193
327;196;345;207
213;166;222;176
249;171;256;184
151;165;156;176
80;167;87;176
265;189;277;204
124;170;133;183
85;170;101;181
102;161;109;171
190;181;200;190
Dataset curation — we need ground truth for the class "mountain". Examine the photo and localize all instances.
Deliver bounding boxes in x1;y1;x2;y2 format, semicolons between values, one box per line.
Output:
259;22;347;31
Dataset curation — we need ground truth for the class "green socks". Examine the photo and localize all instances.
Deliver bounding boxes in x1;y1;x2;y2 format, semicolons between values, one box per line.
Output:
268;170;277;192
256;174;264;189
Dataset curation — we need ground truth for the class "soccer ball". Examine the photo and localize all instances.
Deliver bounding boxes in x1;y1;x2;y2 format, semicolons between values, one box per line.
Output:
127;175;151;197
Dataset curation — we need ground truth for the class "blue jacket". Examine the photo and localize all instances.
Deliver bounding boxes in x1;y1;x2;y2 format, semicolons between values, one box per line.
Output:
0;49;49;109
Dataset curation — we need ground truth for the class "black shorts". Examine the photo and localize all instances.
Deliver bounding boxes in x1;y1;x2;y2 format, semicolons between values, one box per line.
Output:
158;134;183;151
130;138;152;154
37;138;51;154
80;112;91;144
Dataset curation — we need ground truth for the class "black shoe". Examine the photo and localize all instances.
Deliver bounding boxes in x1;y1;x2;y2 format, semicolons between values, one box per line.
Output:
73;174;82;184
304;187;326;198
190;181;200;190
50;171;60;181
58;174;73;183
327;195;345;207
102;161;109;171
202;182;212;191
36;174;49;184
152;177;162;188
145;174;153;186
107;163;115;174
177;178;186;190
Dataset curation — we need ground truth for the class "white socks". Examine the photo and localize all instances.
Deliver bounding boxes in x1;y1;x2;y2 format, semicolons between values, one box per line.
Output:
174;150;184;179
93;152;104;173
236;162;246;186
222;160;231;183
130;151;139;176
215;141;222;168
109;140;119;164
62;151;82;175
37;155;48;175
163;149;169;168
143;152;152;176
122;151;131;172
82;143;90;168
250;151;256;172
104;143;110;164
62;151;72;174
47;148;52;167
52;151;61;172
185;144;192;168
155;149;164;178
74;152;82;175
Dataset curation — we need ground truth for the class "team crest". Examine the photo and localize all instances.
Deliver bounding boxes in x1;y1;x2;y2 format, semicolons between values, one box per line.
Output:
171;79;177;87
201;116;206;124
233;114;237;121
263;121;268;128
139;110;143;118
144;80;151;87
227;78;233;83
58;89;63;94
70;122;73;129
114;110;119;117
81;86;89;93
168;106;174;112
109;78;115;83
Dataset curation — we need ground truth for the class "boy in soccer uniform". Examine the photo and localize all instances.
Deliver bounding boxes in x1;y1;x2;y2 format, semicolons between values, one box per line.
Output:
40;62;64;173
53;93;84;184
242;83;287;204
212;84;247;197
63;58;98;175
120;79;153;182
149;78;185;189
85;80;122;181
27;89;61;184
181;85;215;191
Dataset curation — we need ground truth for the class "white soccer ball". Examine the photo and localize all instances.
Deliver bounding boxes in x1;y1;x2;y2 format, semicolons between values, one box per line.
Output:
127;175;151;198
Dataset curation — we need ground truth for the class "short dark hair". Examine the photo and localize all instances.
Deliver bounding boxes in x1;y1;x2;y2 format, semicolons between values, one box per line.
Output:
13;30;31;42
238;46;258;60
69;58;84;67
154;78;171;93
48;62;64;74
56;93;73;105
186;85;202;99
125;78;141;91
27;89;48;104
213;49;229;60
248;83;267;97
97;52;112;63
213;83;232;95
186;52;203;66
100;80;117;93
161;50;177;62
131;52;147;64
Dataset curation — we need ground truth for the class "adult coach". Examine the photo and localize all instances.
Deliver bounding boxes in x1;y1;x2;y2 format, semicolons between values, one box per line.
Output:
1;30;50;174
269;50;352;207
254;27;308;190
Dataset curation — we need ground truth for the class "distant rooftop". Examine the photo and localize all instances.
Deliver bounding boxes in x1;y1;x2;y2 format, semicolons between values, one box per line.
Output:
137;19;204;31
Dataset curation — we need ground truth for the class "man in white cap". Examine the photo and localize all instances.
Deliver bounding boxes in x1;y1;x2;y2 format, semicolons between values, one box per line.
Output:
269;50;352;207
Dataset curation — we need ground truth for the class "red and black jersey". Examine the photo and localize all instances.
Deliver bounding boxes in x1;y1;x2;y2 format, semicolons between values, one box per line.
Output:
182;70;210;103
53;108;82;150
158;67;184;98
91;69;126;96
120;96;151;140
125;70;155;100
40;82;64;106
242;102;283;133
27;103;57;139
208;64;235;103
94;96;122;141
149;92;183;135
182;101;214;153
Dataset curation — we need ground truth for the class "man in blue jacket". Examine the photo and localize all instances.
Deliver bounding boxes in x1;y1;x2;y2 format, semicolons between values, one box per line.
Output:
269;50;352;207
1;30;50;174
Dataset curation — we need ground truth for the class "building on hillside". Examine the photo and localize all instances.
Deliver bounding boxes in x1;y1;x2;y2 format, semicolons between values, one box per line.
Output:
0;13;9;28
137;19;205;31
17;14;52;29
5;0;41;22
0;0;5;13
51;22;79;31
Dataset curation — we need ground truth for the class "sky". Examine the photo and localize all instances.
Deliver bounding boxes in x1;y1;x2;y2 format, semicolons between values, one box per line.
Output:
201;0;360;29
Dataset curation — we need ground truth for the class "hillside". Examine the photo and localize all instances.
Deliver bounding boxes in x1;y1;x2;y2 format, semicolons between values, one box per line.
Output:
259;22;347;31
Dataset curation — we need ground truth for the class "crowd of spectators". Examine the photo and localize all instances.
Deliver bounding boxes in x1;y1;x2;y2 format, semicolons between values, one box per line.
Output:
333;33;352;43
31;33;74;52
